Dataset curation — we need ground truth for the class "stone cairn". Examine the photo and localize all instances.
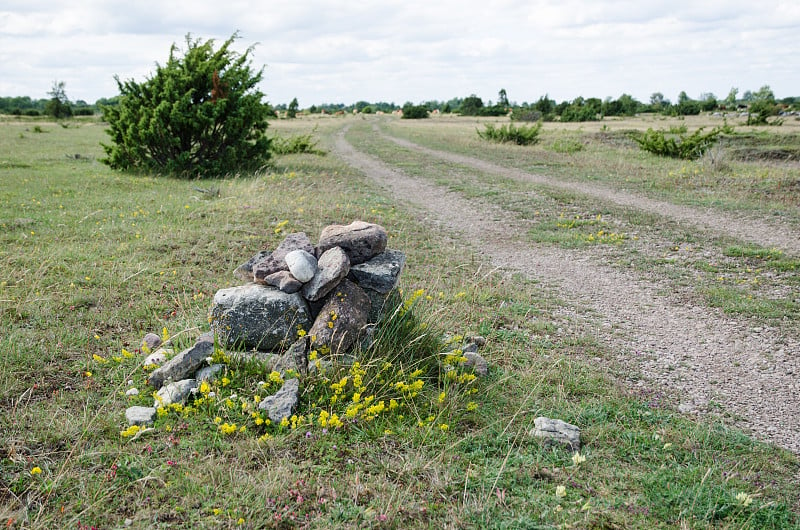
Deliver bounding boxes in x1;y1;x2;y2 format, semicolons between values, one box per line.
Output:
122;221;579;450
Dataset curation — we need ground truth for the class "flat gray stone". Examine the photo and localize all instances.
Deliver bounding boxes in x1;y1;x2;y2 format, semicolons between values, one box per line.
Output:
302;246;350;302
209;283;311;352
530;417;581;452
316;221;387;265
147;341;213;389
348;249;405;293
155;378;197;407
258;378;300;422
125;406;156;426
285;249;317;283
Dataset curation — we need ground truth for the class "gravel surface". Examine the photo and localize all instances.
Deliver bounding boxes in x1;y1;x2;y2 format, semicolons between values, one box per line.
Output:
334;125;800;453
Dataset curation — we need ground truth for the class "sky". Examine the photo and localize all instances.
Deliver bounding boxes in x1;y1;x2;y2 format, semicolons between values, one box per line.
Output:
1;0;798;107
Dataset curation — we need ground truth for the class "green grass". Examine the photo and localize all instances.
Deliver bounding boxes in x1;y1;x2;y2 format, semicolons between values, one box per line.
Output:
1;116;799;529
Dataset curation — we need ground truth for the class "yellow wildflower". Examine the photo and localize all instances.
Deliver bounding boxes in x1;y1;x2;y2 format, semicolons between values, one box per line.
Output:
30;466;42;475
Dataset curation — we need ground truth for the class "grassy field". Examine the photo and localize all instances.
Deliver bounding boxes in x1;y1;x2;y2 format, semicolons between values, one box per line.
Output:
1;114;799;529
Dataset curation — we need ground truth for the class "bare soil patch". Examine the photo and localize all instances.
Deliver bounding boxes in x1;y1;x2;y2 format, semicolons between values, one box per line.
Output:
333;125;800;453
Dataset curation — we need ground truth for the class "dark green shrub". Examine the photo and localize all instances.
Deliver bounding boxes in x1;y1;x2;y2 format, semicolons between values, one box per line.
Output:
477;121;542;145
633;127;725;159
401;104;429;119
101;33;272;177
510;108;542;122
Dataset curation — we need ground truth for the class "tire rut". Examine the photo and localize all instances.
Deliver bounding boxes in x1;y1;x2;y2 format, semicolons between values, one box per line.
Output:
333;126;800;453
379;127;800;255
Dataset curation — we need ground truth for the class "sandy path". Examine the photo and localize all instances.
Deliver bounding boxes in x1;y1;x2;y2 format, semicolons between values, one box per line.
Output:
333;126;800;453
381;130;800;255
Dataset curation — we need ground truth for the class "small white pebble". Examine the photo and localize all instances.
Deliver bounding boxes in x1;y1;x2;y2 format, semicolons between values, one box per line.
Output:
125;388;139;396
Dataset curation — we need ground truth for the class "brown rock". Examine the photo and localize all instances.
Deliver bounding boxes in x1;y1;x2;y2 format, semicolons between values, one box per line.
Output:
302;246;350;302
316;221;387;265
263;270;303;294
309;280;369;356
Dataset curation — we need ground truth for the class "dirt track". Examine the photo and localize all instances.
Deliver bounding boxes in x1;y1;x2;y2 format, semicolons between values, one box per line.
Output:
333;124;800;453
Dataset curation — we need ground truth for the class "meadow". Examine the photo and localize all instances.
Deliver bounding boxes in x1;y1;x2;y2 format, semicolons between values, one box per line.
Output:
1;112;799;529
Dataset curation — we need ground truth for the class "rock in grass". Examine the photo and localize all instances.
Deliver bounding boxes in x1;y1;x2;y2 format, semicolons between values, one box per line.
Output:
258;378;299;422
195;364;225;382
147;340;213;389
464;351;489;377
155;378;197;407
316;221;387;265
126;406;156;426
209;283;311;352
142;333;162;351
143;347;171;367
302;246;350;302
530;417;581;452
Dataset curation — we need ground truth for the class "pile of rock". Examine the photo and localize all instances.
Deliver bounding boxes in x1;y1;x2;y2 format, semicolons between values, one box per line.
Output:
210;220;405;359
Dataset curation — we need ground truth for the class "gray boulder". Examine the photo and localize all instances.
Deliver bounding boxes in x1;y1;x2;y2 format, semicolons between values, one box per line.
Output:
530;417;581;451
195;363;225;382
302;246;350;302
285;249;317;283
209;284;311;351
147;340;213;389
125;406;156;426
464;351;489;377
258;378;300;422
316;221;387;265
309;279;369;356
252;233;314;283
348;249;405;293
233;250;270;282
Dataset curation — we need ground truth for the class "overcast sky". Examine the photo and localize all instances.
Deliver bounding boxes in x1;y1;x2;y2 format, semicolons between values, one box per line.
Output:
1;0;798;107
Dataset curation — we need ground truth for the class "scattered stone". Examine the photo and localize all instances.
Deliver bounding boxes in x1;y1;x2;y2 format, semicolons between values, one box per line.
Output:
252;233;314;282
155;378;197;407
271;337;309;375
285;249;318;283
147;340;214;389
302;246;351;302
263;270;303;294
462;342;479;354
143;347;172;367
316;221;387;265
530;417;581;451
466;335;487;348
348;249;405;293
125;406;156;426
125;388;139;397
196;364;225;382
209;284;311;352
464;351;488;377
258;378;300;422
142;333;162;351
309;279;370;356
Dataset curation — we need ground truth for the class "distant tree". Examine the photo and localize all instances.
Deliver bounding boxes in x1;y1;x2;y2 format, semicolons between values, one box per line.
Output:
442;102;451;113
724;87;738;109
675;91;701;115
699;93;718;112
649;92;665;110
287;97;299;118
747;85;778;125
498;88;509;107
459;95;484;116
45;80;72;119
102;33;272;177
401;103;429;119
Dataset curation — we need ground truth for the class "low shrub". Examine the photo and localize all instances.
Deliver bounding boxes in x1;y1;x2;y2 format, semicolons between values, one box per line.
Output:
633;126;725;160
270;131;326;155
401;104;429;119
477;122;542;145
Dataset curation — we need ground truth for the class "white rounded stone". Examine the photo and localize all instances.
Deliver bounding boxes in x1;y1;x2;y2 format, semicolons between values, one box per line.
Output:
285;249;318;283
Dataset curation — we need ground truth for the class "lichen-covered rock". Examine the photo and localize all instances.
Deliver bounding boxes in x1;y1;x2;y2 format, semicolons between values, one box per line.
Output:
209;284;311;352
309;279;369;356
285;249;317;283
195;363;225;382
316;221;387;265
147;341;213;389
251;233;314;283
258;378;299;422
233;250;270;282
348;249;405;293
155;378;197;407
302;246;350;302
142;333;162;351
530;417;581;451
